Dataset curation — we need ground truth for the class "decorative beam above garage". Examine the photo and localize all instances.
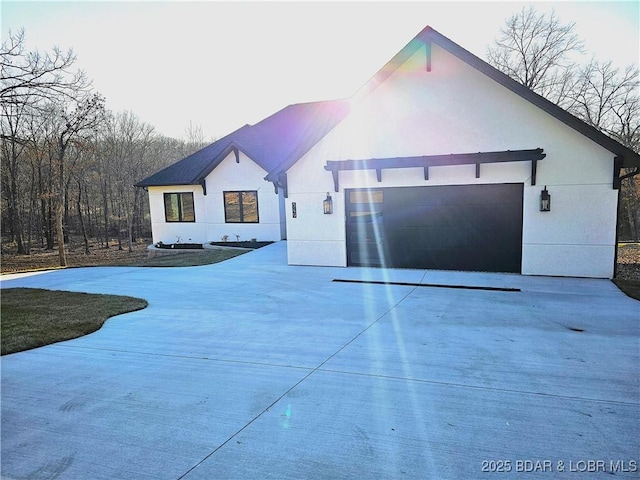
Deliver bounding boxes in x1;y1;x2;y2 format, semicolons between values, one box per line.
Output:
324;148;546;192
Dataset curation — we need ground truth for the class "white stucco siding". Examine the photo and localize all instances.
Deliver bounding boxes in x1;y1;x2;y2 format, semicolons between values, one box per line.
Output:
325;44;613;183
148;185;207;244
286;193;345;240
148;151;284;245
285;42;618;277
522;245;615;278
203;151;283;242
522;184;617;278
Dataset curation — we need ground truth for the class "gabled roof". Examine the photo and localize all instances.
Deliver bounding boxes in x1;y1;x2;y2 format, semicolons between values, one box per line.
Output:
136;99;350;188
135;125;250;187
140;26;638;191
411;27;640;168
265;25;639;182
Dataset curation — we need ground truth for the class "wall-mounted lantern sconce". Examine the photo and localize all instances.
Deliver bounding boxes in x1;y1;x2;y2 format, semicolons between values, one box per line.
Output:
540;186;551;212
323;192;333;214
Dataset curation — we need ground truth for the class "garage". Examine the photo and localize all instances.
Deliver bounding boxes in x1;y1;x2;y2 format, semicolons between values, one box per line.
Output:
269;24;635;278
346;183;524;273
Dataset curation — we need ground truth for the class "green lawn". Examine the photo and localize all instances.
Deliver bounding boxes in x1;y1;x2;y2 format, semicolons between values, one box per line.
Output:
1;288;147;355
0;249;249;355
133;249;246;267
2;248;637;356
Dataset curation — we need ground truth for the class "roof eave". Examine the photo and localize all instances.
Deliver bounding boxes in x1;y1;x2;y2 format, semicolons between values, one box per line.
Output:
134;180;201;188
422;27;640;166
619;151;640;168
264;100;351;182
192;142;243;183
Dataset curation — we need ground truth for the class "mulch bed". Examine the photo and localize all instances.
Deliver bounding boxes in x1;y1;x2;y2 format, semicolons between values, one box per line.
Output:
154;242;203;249
209;241;274;249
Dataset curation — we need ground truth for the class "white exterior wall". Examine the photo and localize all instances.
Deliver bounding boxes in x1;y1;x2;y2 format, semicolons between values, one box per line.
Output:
285;43;618;278
149;184;206;244
148;151;284;244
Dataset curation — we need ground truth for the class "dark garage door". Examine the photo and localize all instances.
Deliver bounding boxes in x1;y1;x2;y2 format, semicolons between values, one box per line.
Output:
346;184;523;273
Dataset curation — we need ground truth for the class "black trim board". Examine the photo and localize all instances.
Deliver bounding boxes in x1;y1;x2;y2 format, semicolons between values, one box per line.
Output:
357;26;639;169
264;26;639;188
325;148;545;192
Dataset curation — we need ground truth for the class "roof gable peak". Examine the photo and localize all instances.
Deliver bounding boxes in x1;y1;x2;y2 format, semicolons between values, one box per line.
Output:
353;25;638;167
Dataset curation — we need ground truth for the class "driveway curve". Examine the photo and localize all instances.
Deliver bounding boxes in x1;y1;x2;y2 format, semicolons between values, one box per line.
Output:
1;242;638;479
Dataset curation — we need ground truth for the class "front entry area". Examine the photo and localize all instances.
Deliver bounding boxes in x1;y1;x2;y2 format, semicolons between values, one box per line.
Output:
346;183;524;273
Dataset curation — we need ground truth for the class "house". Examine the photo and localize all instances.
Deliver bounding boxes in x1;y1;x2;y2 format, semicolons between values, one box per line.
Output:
138;25;639;279
136;100;349;245
263;26;640;279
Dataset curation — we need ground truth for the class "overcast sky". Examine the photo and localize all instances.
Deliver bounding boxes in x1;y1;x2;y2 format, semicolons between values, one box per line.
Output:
2;1;638;141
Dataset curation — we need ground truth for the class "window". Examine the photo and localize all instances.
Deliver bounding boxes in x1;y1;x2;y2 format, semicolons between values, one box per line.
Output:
348;189;383;218
164;193;195;222
224;191;259;223
349;190;383;204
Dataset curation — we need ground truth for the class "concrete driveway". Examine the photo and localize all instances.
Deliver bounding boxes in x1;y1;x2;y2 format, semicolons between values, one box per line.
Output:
1;242;638;479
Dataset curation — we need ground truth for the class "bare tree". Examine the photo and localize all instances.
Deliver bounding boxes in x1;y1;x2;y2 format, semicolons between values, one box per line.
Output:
100;111;155;252
51;92;106;266
489;6;639;241
2;30;223;262
183;120;209;156
1;29;86;110
1;94;30;252
488;6;639;149
568;60;639;147
570;63;640;240
487;6;584;107
1;29;91;255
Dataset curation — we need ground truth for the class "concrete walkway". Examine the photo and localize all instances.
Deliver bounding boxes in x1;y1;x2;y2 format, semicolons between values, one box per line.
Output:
1;242;638;479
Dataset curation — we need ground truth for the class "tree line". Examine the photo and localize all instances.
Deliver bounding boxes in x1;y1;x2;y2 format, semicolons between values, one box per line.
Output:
1;29;209;265
2;9;639;268
487;7;639;240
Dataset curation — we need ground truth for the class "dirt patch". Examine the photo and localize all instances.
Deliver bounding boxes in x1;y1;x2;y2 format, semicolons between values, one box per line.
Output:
1;240;150;274
617;243;640;281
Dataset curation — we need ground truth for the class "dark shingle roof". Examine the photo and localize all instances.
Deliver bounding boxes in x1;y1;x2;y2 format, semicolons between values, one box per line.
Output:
266;25;639;182
140;25;638;191
136;99;350;187
135;126;250;187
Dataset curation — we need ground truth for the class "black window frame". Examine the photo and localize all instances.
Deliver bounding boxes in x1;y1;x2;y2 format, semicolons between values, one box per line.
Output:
223;190;259;223
163;192;196;223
